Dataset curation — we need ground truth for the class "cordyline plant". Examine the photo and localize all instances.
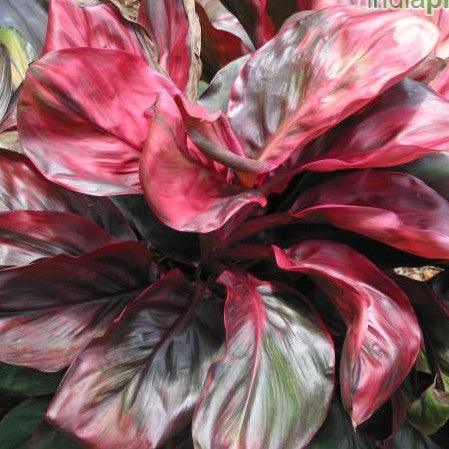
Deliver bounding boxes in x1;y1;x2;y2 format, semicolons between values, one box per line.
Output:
2;0;449;448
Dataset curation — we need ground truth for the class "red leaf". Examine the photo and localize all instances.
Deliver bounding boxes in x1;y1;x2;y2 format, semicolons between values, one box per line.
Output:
193;270;335;449
227;8;438;172
196;0;253;72
140;93;265;232
138;0;200;96
273;240;420;424
290;170;449;260
18;47;178;195
47;271;223;449
44;0;144;57
0;210;118;266
0;241;157;372
0;149;135;240
295;79;449;172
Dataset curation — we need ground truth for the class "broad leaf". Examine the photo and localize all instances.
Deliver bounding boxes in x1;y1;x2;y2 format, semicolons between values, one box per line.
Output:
47;271;223;449
0;210;119;266
290;170;449;260
393;424;443;449
199;54;250;112
274;240;420;424
0;241;157;371
196;0;253;74
0;149;135;240
296;79;449;172
0;0;47;54
138;0;201;98
140;93;265;232
193;271;335;449
0;45;11;123
43;0;145;57
227;8;438;173
18;47;178;195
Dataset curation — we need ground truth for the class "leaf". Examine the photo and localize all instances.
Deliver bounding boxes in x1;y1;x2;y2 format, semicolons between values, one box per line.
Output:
0;149;136;240
0;363;62;396
273;240;420;424
0;0;47;54
0;45;12;123
0;397;49;449
296;79;449;172
47;271;223;449
196;0;253;74
112;195;200;264
138;0;201;98
290;170;449;260
18;422;82;449
220;0;276;47
0;210;120;266
0;241;158;372
0;27;36;91
307;400;375;449
18;47;179;195
193;271;335;449
43;0;145;57
393;424;443;449
140;92;265;232
199;54;250;112
227;8;438;173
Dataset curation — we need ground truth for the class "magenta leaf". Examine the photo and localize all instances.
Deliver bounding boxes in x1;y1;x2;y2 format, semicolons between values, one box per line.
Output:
43;0;144;57
273;240;421;424
0;149;135;240
18;47;178;195
47;271;223;449
296;79;449;172
290;170;449;260
193;270;335;449
140;93;265;232
227;8;438;172
0;241;157;372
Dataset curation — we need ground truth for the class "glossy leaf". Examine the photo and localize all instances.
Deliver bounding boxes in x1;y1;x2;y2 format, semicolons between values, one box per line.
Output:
0;210;119;266
140;93;265;232
274;240;420;424
47;271;223;449
291;170;449;260
18;47;178;195
196;0;253;73
193;270;335;449
138;0;201;98
296;79;449;172
43;0;144;57
199;54;250;112
0;149;135;240
0;241;157;371
228;8;438;173
0;0;47;54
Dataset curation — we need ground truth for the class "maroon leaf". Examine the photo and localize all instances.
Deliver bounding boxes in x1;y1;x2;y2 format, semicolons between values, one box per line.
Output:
140;93;265;232
290;170;449;260
0;210;119;266
0;241;157;372
138;0;201;97
18;47;178;195
43;0;144;57
193;270;335;449
296;79;449;172
0;149;135;240
196;0;253;73
47;271;223;449
273;240;420;424
227;8;438;174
